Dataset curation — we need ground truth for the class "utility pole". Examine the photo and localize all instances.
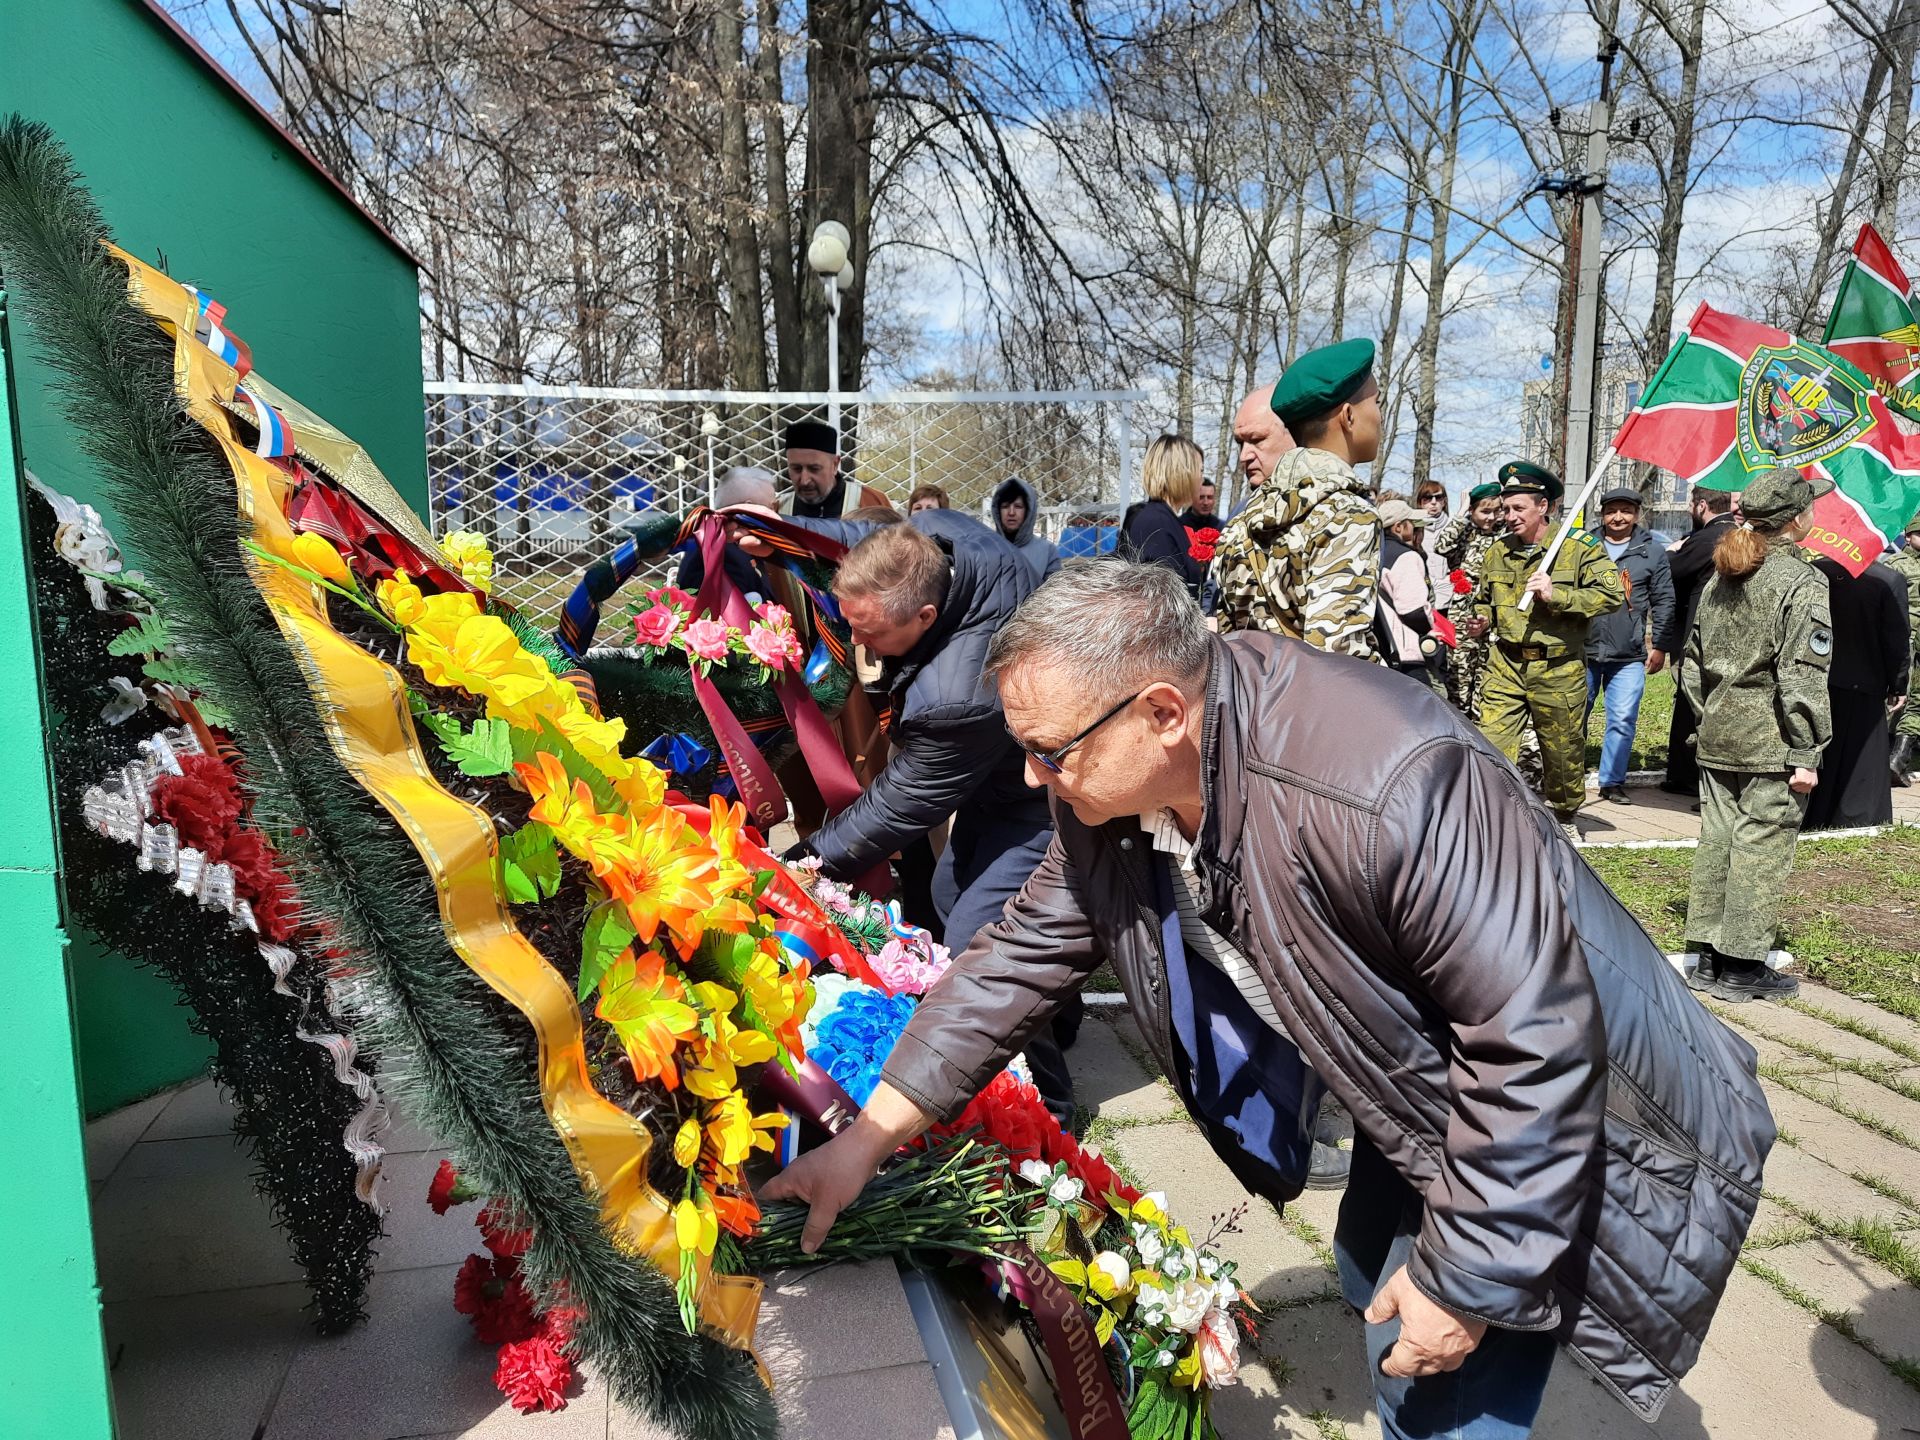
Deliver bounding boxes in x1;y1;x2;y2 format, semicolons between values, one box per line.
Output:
1563;38;1617;493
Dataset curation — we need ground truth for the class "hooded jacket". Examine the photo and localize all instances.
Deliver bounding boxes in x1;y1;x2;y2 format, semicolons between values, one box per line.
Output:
1586;527;1676;665
991;477;1060;584
883;632;1773;1421
782;509;1049;876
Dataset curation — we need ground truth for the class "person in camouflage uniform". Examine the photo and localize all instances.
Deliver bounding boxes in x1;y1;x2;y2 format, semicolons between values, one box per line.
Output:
1430;479;1507;718
1469;462;1625;835
1211;339;1384;663
1888;510;1920;785
1681;468;1833;1003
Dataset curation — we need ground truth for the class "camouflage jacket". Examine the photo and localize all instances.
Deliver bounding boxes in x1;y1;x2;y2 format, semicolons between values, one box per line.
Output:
1472;527;1625;658
1209;448;1383;663
1680;544;1833;772
1889;547;1920;652
1430;513;1501;619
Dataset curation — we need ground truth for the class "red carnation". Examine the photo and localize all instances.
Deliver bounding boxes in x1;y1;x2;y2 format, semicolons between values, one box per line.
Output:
428;1160;465;1216
149;754;244;854
495;1333;573;1413
1185;525;1221;563
452;1253;538;1344
220;828;302;942
452;1253;507;1315
1069;1147;1141;1209
1449;568;1472;596
478;1198;533;1259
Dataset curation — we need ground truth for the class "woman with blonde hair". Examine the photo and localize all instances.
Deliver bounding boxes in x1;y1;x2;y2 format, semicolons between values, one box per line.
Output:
1123;433;1207;594
1680;467;1833;1003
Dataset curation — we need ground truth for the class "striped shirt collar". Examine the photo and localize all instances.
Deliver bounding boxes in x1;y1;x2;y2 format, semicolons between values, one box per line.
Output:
1144;808;1198;868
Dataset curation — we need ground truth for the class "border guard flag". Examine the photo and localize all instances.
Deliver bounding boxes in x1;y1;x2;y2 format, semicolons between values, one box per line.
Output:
1823;223;1920;417
1612;303;1920;575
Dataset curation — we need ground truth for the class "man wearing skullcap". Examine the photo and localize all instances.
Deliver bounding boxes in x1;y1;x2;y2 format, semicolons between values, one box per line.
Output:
1888;510;1920;786
1210;338;1385;662
1428;479;1507;718
781;419;889;520
1468;463;1625;840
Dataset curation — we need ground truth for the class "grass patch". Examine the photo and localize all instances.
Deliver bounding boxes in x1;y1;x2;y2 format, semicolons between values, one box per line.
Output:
1783;1000;1920;1065
1759;1064;1920;1152
1851;1170;1920;1217
1305;1412;1349;1440
1738;1255;1920;1393
1720;1013;1920;1105
1584;827;1920;1019
1584;665;1676;771
1277;1210;1339;1274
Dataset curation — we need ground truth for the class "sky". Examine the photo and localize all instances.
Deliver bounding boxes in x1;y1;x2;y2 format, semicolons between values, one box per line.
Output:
166;0;1882;503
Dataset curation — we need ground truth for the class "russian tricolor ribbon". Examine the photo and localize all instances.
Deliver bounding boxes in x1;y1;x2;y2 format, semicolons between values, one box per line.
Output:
239;384;295;459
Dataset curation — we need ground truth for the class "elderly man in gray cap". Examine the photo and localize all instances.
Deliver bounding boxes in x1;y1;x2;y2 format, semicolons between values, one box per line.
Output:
1585;485;1674;804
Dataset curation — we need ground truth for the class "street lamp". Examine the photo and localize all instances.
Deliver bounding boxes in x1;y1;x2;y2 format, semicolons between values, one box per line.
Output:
700;408;720;506
807;220;854;438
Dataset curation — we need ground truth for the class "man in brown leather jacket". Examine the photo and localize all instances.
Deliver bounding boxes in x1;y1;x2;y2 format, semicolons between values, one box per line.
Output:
766;561;1774;1435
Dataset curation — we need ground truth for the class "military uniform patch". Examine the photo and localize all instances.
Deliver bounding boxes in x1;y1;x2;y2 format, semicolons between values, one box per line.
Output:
1810;628;1833;656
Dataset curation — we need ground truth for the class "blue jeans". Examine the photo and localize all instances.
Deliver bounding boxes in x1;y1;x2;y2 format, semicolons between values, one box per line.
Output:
1585;659;1647;788
1335;1136;1557;1439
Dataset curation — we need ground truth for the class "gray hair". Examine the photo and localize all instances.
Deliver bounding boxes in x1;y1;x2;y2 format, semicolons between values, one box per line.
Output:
986;559;1212;694
715;466;778;509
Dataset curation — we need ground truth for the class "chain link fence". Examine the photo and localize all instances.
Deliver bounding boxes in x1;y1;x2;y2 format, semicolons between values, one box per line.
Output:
423;383;1145;621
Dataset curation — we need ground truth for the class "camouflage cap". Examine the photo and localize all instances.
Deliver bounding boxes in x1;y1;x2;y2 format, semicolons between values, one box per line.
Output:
1904;508;1920;537
1498;460;1562;503
1738;468;1833;530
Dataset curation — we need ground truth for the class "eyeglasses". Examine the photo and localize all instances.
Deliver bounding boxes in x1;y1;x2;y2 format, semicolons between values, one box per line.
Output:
1020;690;1144;774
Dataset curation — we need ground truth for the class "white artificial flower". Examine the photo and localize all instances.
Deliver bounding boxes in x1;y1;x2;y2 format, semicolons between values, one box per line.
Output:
1141;1190;1168;1212
1017;1158;1053;1188
1212;1276;1239;1310
1134;1280;1169;1321
101;675;148;725
1165;1277;1214;1334
1198;1302;1242;1387
1199;1254;1219;1278
1089;1251;1132;1296
1047;1173;1085;1206
1154;1348;1176;1368
1132;1224;1166;1268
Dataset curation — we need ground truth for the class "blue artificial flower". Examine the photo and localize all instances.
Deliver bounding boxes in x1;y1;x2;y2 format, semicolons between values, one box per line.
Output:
810;987;919;1106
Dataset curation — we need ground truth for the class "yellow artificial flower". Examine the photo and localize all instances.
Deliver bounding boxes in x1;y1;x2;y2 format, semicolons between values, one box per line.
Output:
377;572;427;627
682;981;779;1099
445;614;558;726
594;948;700;1089
702;1092;788;1169
612;757;668;816
440;530;495;592
554;707;634;782
672;1118;702;1168
614;806;723;948
290;531;353;587
673;1193;719;1256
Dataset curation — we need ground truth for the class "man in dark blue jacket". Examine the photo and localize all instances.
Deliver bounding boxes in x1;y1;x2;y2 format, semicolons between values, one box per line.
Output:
749;508;1074;1116
1585;487;1675;804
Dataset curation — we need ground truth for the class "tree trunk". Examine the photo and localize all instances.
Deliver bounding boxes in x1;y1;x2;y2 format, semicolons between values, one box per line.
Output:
1373;182;1421;476
1797;39;1890;328
1409;4;1477;492
1875;0;1920;237
1642;0;1707;372
718;0;768;390
802;0;868;399
758;0;802;388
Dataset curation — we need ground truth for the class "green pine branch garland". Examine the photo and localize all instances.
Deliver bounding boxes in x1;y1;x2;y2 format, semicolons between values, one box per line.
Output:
0;118;774;1439
30;493;381;1333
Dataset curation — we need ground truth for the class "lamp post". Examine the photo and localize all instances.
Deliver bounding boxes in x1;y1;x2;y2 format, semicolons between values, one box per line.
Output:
700;408;720;506
807;221;853;438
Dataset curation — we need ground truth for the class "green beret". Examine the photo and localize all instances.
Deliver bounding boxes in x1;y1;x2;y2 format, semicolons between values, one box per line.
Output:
1498;460;1562;504
1271;338;1377;427
1468;481;1502;503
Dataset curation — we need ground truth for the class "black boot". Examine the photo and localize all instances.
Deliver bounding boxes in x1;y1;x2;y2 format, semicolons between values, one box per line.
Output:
1686;947;1719;994
1711;957;1801;1003
1892;733;1916;788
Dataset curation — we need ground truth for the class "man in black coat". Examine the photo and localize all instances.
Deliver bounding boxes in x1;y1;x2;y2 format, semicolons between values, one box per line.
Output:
1805;556;1911;830
1658;487;1738;796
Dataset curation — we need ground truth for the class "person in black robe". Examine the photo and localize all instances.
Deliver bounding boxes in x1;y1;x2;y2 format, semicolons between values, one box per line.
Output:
1804;556;1911;830
1659;488;1738;796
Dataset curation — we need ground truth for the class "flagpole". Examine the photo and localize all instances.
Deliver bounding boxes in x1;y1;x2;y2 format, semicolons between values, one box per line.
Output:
1517;443;1620;611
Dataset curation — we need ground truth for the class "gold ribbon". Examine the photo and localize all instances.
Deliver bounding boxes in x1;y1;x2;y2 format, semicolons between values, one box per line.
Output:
112;246;765;1363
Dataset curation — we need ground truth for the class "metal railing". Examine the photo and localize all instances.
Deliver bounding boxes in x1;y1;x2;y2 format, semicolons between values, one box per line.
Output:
423;383;1144;619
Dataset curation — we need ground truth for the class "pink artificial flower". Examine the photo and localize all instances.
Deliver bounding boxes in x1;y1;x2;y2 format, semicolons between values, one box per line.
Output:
634;603;682;648
753;601;793;629
870;936;952;995
681;618;732;662
1198;1302;1242;1387
744;621;796;672
648;586;696;611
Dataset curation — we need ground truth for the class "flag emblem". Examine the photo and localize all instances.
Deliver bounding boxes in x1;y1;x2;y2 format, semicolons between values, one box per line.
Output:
1737;343;1874;469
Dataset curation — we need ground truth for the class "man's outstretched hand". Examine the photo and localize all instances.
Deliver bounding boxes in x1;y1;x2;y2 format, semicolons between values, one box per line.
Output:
1364;1265;1488;1378
758;1081;933;1253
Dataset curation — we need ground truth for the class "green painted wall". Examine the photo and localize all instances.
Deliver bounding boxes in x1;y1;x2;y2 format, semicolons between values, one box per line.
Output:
0;303;117;1440
0;0;424;1115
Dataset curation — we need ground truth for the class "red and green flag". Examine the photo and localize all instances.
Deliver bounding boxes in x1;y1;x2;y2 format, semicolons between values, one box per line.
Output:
1822;223;1920;418
1611;303;1920;575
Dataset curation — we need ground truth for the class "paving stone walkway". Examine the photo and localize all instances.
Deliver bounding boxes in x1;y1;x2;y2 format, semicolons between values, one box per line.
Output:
1068;996;1920;1439
1574;779;1920;845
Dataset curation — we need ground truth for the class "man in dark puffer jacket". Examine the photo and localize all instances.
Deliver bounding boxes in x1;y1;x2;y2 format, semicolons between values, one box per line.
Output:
762;509;1074;1116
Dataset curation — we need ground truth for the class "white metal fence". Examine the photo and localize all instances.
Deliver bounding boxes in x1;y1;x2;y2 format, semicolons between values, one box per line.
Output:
423;383;1145;621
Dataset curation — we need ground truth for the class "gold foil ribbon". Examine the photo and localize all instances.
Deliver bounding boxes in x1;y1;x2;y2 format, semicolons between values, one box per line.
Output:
113;247;765;1364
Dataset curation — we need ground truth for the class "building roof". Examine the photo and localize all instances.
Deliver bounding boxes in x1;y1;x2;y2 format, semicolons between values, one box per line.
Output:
138;0;422;269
